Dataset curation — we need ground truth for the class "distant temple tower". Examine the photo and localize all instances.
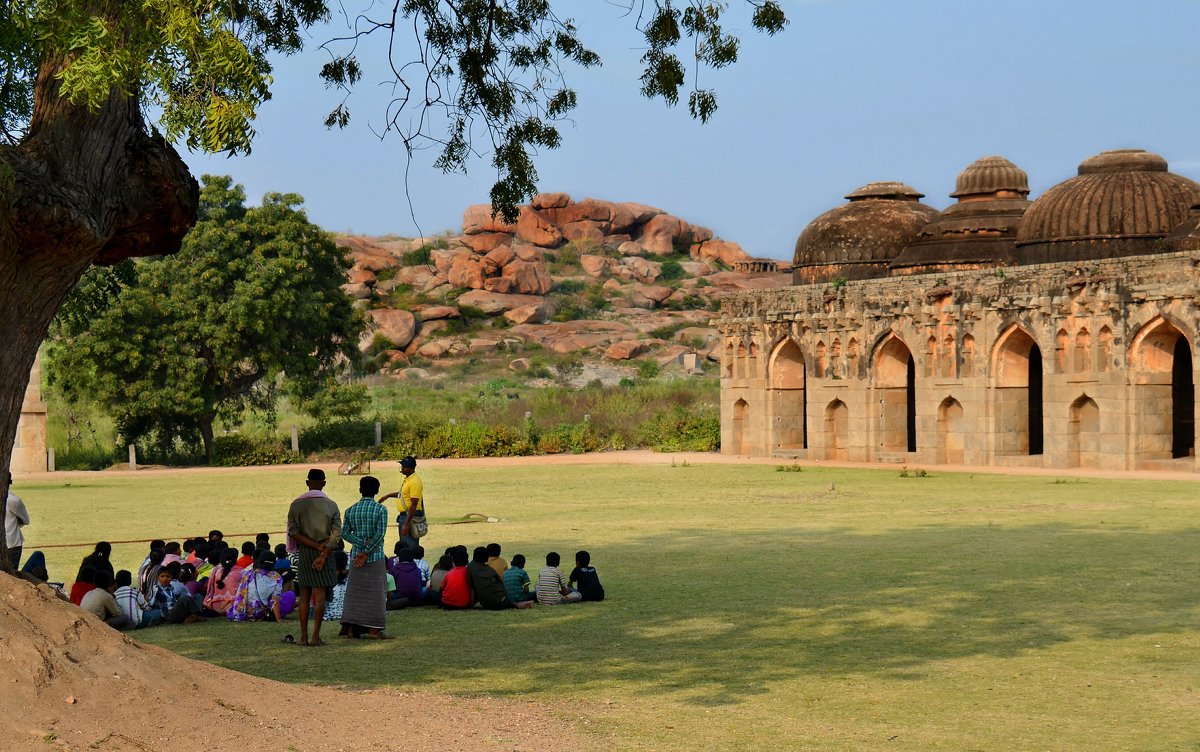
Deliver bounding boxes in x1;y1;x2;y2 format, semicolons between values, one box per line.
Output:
13;355;47;474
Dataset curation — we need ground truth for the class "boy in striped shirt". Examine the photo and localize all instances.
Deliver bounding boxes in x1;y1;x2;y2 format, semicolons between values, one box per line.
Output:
536;552;582;606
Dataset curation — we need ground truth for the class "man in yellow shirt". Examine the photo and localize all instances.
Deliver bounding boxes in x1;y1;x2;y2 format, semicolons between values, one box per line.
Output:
382;456;425;551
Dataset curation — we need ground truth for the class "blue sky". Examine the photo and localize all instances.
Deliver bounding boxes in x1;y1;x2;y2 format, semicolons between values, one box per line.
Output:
184;0;1200;261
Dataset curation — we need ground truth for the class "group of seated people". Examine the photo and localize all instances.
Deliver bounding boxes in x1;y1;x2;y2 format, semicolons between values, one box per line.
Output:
385;542;606;611
64;532;606;631
67;532;302;629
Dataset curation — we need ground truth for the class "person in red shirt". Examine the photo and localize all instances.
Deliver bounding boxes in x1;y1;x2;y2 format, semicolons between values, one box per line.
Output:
235;541;256;569
70;565;98;606
439;547;473;610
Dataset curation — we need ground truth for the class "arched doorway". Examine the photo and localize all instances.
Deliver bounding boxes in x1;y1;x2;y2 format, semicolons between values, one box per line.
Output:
1068;395;1100;468
993;326;1044;456
937;397;964;464
825;400;849;461
875;335;917;453
769;340;807;452
731;399;748;455
1130;319;1195;461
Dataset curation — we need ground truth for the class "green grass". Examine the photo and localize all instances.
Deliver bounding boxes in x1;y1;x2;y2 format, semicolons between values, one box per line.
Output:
15;464;1200;751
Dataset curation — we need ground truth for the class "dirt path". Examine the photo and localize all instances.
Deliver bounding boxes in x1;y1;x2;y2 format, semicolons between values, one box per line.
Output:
17;449;1200;483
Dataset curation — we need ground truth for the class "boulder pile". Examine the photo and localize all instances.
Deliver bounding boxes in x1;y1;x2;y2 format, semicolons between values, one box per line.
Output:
337;193;787;370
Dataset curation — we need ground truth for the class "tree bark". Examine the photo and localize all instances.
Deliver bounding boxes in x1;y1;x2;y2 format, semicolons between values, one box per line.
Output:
0;52;199;571
198;416;216;466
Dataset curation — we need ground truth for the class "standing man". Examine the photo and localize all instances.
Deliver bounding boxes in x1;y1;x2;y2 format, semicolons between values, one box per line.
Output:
382;456;425;551
5;472;30;570
287;468;342;647
340;475;391;639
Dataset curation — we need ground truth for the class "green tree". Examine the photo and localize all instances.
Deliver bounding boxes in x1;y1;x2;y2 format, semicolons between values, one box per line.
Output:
0;1;786;568
47;176;365;462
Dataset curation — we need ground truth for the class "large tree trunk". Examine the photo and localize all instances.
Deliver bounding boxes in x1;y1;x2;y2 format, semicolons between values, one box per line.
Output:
0;52;199;571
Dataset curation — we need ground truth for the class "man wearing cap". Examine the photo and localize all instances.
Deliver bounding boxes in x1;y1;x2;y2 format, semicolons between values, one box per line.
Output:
287;469;342;647
382;456;425;551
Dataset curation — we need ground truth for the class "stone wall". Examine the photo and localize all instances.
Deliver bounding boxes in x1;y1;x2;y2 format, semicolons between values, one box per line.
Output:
718;252;1200;472
13;354;47;474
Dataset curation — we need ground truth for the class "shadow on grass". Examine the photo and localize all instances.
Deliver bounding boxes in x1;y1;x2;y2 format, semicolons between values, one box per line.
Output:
138;522;1200;707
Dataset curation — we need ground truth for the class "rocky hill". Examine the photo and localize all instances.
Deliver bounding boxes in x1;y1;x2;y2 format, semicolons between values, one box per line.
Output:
338;193;788;380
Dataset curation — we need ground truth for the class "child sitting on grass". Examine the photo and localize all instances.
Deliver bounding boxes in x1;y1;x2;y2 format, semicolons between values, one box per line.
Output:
503;554;535;603
536;552;581;606
150;564;206;624
114;569;160;628
569;550;605;602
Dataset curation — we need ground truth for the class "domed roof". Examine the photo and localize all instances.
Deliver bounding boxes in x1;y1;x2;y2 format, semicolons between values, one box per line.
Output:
951;156;1030;198
1015;149;1200;264
1163;203;1200;252
792;183;938;282
891;157;1030;275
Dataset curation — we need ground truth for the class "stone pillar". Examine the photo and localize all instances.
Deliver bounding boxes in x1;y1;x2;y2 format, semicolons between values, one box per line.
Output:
12;354;48;474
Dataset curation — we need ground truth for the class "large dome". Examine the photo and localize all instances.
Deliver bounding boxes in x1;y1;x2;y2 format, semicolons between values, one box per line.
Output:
792;182;938;285
891;156;1031;276
1163;203;1200;252
1015;149;1200;264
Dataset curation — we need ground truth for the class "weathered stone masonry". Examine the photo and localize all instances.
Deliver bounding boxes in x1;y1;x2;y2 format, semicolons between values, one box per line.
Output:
719;252;1199;471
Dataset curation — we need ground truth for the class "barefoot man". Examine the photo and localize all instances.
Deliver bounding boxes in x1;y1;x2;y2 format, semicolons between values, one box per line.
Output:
287;468;342;646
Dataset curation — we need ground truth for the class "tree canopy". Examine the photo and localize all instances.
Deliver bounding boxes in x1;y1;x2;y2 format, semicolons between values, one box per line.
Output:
0;0;786;568
2;0;786;217
46;176;365;461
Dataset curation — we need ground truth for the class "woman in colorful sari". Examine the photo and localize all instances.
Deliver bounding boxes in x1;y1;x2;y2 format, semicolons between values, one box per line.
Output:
203;549;244;616
227;551;285;622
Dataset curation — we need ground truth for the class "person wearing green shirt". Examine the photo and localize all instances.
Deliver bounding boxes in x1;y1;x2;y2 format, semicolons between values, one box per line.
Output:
339;475;391;639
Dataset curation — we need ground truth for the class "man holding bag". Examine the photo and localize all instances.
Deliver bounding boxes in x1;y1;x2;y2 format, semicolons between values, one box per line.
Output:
382;456;426;551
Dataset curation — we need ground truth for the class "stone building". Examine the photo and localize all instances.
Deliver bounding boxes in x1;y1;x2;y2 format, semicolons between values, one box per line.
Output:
13;354;47;474
719;149;1200;472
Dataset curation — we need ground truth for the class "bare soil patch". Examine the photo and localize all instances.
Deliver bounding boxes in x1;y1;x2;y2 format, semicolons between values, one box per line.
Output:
0;574;581;752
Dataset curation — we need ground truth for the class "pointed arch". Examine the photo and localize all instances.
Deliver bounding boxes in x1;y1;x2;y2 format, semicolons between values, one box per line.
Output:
1068;394;1100;468
873;333;917;452
961;334;975;377
1128;316;1195;462
937;397;965;464
814;340;827;379
768;339;807;451
1098;326;1113;372
1129;317;1194;461
1055;328;1069;373
1074;328;1091;372
993;324;1044;456
731;399;749;455
825;399;849;461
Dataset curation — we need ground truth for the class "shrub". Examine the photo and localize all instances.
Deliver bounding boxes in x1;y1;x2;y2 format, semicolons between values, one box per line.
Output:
214;434;300;467
554;279;587;294
636;359;660;380
649;321;690;340
636;405;720;452
299;419;392;453
658;259;685;281
401;245;433;266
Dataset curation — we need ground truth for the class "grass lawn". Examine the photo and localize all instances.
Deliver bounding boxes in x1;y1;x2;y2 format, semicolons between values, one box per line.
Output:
17;463;1200;751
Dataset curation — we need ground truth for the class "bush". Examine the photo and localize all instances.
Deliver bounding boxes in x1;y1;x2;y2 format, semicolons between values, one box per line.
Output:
636;405;720;452
636;359;660;379
299;419;385;453
658;259;685;281
401;245;433;266
213;434;300;467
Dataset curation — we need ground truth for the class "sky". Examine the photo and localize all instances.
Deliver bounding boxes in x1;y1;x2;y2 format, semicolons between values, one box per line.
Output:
183;0;1200;261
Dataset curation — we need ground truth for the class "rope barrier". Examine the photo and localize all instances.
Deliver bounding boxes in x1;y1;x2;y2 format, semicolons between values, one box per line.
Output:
33;530;289;550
